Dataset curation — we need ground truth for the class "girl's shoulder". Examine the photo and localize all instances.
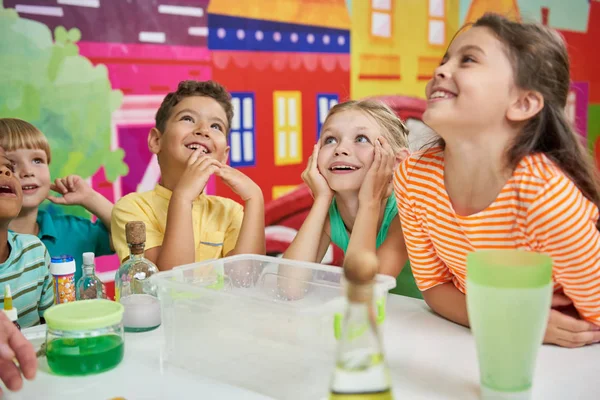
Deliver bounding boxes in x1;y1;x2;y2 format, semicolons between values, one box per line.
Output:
406;146;444;166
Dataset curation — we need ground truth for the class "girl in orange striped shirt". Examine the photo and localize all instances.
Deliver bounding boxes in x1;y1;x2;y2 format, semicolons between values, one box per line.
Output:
394;13;600;348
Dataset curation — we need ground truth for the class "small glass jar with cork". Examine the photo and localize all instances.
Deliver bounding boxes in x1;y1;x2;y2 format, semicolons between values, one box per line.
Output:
329;252;394;399
114;221;161;332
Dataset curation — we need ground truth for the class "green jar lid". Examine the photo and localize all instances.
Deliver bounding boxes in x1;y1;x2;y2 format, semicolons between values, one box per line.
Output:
44;299;124;331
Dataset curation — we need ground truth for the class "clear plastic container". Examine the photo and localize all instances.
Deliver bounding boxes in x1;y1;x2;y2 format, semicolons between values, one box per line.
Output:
152;255;396;400
44;299;125;376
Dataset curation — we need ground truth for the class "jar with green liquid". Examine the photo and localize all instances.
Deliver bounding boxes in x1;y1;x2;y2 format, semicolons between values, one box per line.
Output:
44;299;125;376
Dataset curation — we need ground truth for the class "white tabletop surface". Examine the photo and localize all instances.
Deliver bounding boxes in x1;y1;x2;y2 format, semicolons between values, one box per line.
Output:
2;295;599;400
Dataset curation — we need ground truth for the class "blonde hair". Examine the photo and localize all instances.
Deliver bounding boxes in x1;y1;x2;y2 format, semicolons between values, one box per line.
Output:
0;118;51;163
322;99;409;152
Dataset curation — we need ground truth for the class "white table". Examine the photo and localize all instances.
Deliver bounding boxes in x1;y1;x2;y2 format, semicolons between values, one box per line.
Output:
3;296;599;400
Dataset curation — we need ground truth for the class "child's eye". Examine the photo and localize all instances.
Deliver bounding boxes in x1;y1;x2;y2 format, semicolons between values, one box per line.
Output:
323;136;337;145
356;135;370;144
33;158;44;165
181;115;194;123
6;164;15;173
461;55;475;63
211;123;223;131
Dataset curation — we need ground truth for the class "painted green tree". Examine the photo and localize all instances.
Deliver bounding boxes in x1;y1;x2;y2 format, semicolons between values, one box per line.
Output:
0;3;127;216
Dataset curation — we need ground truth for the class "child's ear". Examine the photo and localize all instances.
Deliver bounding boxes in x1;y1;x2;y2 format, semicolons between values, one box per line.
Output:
507;90;544;122
394;147;410;167
148;127;162;155
221;146;230;165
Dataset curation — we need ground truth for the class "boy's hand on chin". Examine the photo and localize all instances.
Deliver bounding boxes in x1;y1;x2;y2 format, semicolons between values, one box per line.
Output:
216;165;262;202
173;151;222;203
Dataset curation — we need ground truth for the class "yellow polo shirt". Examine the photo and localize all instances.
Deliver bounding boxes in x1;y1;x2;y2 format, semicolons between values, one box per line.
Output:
111;184;244;263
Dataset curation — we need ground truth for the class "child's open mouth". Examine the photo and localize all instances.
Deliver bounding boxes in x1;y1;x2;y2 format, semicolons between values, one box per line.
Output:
22;185;39;195
185;143;210;154
329;163;360;174
0;184;17;197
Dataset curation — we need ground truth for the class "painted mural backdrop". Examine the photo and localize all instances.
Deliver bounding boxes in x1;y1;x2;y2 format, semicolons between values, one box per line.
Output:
1;0;599;276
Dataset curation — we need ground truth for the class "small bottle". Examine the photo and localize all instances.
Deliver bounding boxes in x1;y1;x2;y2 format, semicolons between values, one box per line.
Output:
50;255;76;304
3;284;20;330
329;252;393;400
114;221;161;332
76;252;105;300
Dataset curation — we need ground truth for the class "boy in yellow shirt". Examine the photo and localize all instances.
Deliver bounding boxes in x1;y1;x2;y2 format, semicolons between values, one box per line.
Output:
111;80;265;269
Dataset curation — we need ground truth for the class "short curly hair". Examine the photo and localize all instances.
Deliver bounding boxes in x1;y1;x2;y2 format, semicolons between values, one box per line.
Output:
155;80;234;134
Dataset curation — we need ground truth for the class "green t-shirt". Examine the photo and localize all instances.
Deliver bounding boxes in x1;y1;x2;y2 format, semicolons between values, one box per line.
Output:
328;196;422;299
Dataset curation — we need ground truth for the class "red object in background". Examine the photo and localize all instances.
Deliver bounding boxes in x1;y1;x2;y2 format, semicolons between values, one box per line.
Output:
369;95;427;121
263;95;427;265
104;282;115;301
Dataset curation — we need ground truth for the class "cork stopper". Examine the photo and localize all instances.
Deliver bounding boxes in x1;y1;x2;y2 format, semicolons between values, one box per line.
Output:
343;252;379;303
126;221;146;246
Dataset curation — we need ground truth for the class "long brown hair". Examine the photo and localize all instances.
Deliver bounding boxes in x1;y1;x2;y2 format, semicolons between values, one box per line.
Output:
448;14;600;217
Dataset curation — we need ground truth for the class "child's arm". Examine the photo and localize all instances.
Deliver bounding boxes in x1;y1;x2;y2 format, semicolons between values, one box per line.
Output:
47;175;113;230
153;153;222;270
527;175;600;347
283;144;333;263
217;165;265;256
374;218;408;277
394;156;456;316
347;137;407;276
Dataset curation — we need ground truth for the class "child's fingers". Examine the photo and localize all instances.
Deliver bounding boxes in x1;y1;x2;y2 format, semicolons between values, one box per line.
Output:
46;195;66;205
310;145;320;170
0;359;23;392
187;150;201;166
372;138;382;171
54;178;68;194
66;175;77;191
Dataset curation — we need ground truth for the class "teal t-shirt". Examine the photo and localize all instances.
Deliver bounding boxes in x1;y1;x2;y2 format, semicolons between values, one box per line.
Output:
37;209;113;283
329;196;422;299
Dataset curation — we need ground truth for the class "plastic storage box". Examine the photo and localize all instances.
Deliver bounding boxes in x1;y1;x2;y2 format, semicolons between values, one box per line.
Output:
152;255;396;400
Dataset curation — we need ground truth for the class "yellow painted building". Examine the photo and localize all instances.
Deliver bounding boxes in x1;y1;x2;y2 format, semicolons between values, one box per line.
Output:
351;0;460;100
465;0;520;24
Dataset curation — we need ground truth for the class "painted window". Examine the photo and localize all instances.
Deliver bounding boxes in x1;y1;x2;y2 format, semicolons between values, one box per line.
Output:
428;0;446;46
316;94;339;139
370;0;393;39
274;91;302;165
230;92;256;167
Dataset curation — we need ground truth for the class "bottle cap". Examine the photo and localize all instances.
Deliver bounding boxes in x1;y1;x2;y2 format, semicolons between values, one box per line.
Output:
126;221;146;245
83;252;95;265
3;284;18;322
50;255;76;276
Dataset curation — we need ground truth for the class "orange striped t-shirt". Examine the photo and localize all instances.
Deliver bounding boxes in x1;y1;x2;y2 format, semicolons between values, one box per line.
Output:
394;147;600;325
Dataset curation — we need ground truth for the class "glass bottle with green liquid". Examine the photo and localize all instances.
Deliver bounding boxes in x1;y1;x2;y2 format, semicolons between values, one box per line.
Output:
329;252;393;400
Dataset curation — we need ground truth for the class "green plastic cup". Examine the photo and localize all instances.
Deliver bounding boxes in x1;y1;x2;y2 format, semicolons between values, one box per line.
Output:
466;250;553;400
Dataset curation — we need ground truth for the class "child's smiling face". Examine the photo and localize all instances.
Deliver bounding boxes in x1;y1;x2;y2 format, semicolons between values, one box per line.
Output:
317;109;380;193
150;96;230;173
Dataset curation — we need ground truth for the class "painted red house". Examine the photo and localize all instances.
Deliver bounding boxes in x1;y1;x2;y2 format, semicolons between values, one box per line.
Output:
207;0;351;202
